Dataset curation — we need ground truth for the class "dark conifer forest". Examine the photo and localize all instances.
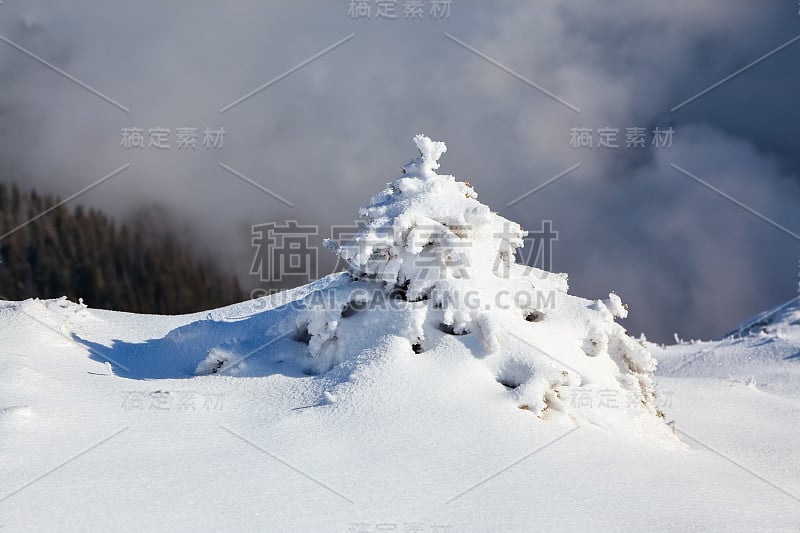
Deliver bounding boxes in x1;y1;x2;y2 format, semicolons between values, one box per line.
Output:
0;183;244;314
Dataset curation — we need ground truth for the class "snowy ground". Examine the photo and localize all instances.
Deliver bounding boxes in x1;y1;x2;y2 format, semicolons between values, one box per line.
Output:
1;293;798;532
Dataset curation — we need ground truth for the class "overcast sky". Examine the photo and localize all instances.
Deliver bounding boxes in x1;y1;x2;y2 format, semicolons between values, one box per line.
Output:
1;0;799;342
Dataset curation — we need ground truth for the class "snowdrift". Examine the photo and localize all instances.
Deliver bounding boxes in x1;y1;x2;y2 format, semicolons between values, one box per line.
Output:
195;135;669;434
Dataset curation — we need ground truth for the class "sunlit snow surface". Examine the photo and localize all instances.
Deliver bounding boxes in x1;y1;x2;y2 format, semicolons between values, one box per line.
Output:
2;295;799;531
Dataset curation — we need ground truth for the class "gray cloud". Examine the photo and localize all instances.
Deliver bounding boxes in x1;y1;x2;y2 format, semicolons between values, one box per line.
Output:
1;1;799;342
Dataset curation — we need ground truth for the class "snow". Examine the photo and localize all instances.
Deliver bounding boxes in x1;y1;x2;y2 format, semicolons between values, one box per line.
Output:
317;136;665;431
654;295;800;398
1;137;799;531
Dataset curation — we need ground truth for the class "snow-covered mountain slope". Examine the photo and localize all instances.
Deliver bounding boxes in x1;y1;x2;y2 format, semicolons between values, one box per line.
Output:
655;295;800;398
1;138;799;532
647;297;800;532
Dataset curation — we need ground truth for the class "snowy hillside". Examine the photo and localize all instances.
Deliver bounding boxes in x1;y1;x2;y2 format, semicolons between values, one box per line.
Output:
1;137;799;532
656;295;800;398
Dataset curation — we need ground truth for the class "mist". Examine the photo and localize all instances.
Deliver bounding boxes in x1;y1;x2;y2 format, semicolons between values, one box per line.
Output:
1;0;799;342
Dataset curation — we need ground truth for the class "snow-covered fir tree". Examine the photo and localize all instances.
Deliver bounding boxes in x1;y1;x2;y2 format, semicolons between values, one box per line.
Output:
196;135;667;434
